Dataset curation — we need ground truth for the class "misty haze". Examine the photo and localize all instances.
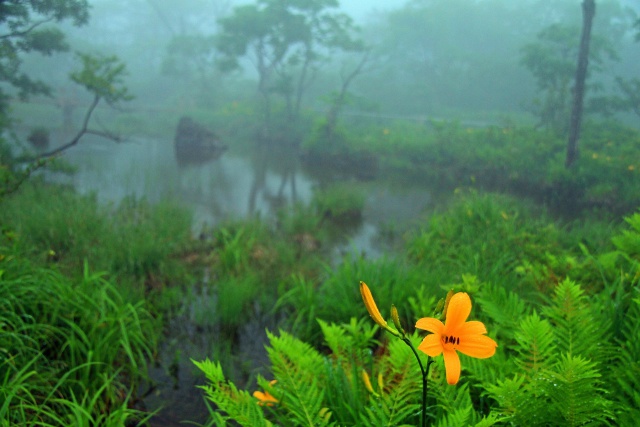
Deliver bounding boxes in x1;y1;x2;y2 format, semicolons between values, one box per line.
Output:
1;0;639;426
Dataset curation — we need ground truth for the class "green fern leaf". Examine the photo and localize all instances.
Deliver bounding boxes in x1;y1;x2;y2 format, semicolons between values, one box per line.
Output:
267;330;333;427
435;405;472;427
513;311;557;373
543;279;611;363
476;283;530;341
484;374;526;421
545;354;613;426
474;412;505;427
610;295;640;424
360;335;422;426
193;358;272;427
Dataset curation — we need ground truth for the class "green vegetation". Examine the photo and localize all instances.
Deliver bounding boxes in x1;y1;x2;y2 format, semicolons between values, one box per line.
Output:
0;256;156;425
1;0;639;425
304;119;640;215
196;192;640;426
1;158;639;424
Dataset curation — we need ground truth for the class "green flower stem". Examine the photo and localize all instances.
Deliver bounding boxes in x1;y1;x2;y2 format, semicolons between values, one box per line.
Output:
403;337;431;427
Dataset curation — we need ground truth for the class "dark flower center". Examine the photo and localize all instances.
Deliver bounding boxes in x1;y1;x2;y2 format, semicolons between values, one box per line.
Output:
443;335;460;346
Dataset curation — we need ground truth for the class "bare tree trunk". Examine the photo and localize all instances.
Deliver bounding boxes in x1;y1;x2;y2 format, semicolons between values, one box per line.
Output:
324;51;370;142
566;0;596;168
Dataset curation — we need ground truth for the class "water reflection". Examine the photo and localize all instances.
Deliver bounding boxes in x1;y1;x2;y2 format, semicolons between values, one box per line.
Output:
49;134;438;258
57;135;314;228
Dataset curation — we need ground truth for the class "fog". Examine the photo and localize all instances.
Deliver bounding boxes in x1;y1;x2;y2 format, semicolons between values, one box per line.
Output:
17;0;640;128
4;0;640;425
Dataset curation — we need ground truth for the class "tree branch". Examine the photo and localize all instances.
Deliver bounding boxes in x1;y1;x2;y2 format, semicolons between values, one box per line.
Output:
35;94;103;159
0;18;55;39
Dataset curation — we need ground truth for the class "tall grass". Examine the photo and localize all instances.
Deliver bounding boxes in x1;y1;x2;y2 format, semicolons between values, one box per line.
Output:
0;183;194;293
0;255;157;425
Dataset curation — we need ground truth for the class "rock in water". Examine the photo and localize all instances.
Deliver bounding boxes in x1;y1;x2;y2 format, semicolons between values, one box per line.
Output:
174;116;227;165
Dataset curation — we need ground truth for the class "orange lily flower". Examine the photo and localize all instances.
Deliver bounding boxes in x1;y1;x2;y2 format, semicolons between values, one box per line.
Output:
253;380;278;406
415;292;497;385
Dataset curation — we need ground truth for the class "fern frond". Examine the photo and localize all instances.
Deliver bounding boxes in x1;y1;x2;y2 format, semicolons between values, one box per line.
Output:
476;283;530;341
193;358;271;427
543;279;611;363
473;412;505;427
513;311;557;373
484;374;526;421
318;317;378;360
267;330;333;427
546;354;613;426
360;335;422;427
611;212;640;258
435;405;472;427
610;295;640;424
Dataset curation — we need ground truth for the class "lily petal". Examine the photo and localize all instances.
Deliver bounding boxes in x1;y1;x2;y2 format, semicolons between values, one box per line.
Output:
415;317;444;334
444;292;472;328
443;349;461;385
457;320;487;336
417;334;443;357
457;335;498;358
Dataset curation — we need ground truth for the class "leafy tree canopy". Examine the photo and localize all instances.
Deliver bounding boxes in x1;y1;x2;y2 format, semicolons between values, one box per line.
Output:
216;0;362;81
0;0;90;112
215;0;364;130
70;52;133;105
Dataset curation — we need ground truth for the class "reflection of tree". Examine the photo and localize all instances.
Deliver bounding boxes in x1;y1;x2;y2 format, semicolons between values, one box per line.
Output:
248;144;268;215
176;156;233;222
277;166;297;205
247;143;300;216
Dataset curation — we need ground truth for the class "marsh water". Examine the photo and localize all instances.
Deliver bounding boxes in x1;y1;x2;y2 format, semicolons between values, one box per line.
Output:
55;134;438;257
49;133;439;425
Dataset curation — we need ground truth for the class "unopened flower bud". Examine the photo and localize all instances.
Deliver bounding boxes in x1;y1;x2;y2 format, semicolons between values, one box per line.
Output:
391;305;405;336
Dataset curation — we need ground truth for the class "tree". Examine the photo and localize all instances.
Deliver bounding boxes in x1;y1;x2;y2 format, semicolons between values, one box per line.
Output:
321;50;370;142
519;1;629;135
0;0;89;114
35;52;133;158
215;0;363;140
1;52;132;198
601;15;640;120
566;0;596;168
162;34;222;108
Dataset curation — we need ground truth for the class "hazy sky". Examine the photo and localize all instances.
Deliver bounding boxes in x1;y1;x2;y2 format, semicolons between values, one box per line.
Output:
340;0;408;21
